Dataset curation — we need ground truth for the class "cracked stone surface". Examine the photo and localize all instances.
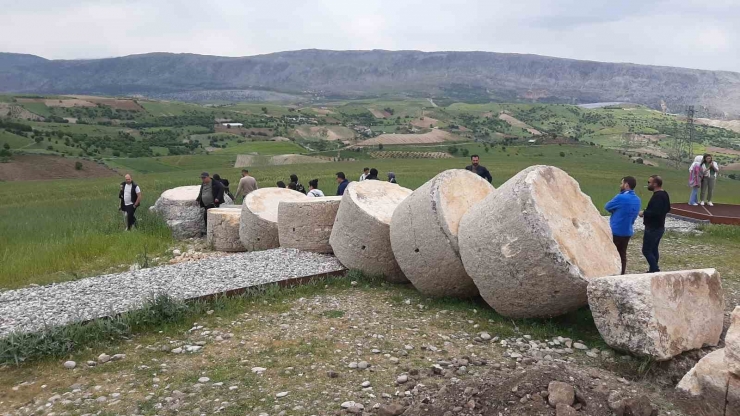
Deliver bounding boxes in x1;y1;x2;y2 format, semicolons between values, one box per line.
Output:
150;186;233;240
239;188;306;251
459;165;620;318
278;196;342;254
330;180;412;283
588;268;724;360
390;169;494;298
207;207;244;252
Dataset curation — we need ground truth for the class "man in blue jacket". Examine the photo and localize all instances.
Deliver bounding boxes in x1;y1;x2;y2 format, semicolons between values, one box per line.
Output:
604;176;641;274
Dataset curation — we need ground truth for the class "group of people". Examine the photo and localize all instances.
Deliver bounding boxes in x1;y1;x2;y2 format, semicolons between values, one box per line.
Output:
689;153;719;206
605;175;671;275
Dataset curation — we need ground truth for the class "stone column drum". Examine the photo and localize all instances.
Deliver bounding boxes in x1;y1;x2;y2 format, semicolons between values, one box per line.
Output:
151;185;233;240
458;165;621;318
278;196;342;253
239;188;306;251
390;169;495;297
207;207;244;252
329;180;412;283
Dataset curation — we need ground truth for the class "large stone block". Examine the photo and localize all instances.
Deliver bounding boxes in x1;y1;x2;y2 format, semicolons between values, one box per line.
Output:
329;180;412;283
207;207;244;252
239;188;306;251
278;196;342;253
588;268;724;360
458;165;620;318
390;169;494;297
150;185;233;240
677;348;740;416
728;306;740;377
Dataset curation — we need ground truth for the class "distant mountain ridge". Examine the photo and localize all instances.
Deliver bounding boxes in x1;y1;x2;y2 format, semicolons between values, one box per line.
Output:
1;49;740;118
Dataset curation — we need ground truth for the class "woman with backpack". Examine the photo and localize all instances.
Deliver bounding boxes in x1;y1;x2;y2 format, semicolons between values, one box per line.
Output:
307;179;325;197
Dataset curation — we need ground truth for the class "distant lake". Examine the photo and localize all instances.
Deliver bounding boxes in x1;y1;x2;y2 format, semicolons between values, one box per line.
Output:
577;102;627;109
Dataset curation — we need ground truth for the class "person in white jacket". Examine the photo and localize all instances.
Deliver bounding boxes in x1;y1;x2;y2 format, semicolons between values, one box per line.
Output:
700;154;719;206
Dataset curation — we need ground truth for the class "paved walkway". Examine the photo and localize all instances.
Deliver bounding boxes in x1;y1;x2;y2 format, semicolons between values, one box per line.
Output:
0;249;345;338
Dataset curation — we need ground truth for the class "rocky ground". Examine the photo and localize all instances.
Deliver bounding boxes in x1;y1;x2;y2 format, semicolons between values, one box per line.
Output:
1;229;738;416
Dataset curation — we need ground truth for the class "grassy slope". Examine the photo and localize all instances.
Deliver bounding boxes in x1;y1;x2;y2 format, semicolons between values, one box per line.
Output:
0;130;33;149
3;144;740;289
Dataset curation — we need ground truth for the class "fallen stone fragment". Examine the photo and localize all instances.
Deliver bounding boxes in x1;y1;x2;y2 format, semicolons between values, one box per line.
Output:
548;381;575;407
278;196;342;253
63;361;76;369
240;188;306;251
330;181;412;282
151;186;233;239
677;348;739;416
727;306;740;376
378;403;406;416
459;165;620;318
588;268;724;360
555;403;578;416
97;353;110;364
390;169;493;297
275;391;289;398
207;207;245;252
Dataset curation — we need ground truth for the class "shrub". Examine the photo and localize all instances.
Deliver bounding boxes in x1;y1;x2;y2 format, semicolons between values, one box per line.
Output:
74;161;83;170
2;143;9;150
636;158;644;164
559;152;565;157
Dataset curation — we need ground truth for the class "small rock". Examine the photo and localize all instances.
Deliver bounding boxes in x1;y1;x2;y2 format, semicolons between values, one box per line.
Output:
573;342;588;350
173;249;182;256
111;354;125;361
341;401;363;409
86;361;97;367
623;395;656;416
171;347;183;354
198;377;210;383
389;357;399;364
378;403;406;416
361;381;371;388
548;381;575;407
396;375;409;384
276;391;289;398
480;332;492;341
348;362;358;369
251;367;267;374
97;354;111;364
358;361;369;369
63;361;76;369
586;351;599;358
327;371;339;378
555;403;578;416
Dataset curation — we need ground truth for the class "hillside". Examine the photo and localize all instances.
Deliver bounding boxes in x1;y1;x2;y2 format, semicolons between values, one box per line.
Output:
2;50;740;117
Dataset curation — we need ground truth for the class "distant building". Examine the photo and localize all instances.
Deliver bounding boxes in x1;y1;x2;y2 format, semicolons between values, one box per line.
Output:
528;139;538;144
222;123;243;127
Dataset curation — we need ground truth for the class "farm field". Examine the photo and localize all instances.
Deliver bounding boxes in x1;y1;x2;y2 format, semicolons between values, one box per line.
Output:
3;144;740;290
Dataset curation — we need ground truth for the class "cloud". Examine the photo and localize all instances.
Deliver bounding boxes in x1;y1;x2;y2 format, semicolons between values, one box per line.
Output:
0;0;737;72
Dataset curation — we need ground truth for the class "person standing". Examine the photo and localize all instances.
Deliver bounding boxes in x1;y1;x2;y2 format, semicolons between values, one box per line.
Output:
196;172;224;230
119;174;142;231
213;174;233;200
639;175;671;273
700;153;719;206
360;168;370;181
290;174;306;194
307;179;325;197
465;154;492;183
387;172;397;184
336;172;349;196
604;176;641;274
365;168;379;180
688;156;703;206
235;169;258;202
276;181;286;188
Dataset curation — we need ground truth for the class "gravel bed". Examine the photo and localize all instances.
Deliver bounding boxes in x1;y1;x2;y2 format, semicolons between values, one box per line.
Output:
0;248;345;338
602;215;701;233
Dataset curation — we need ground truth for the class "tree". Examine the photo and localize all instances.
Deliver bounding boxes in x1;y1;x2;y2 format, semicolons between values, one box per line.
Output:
378;143;384;150
75;161;83;170
461;148;470;157
559;152;565;157
2;143;9;150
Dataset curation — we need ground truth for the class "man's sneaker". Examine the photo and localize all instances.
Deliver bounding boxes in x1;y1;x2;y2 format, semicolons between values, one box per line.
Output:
690;202;698;206
699;201;705;206
707;201;714;206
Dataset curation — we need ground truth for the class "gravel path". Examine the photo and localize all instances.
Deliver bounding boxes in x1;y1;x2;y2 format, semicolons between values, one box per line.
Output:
603;215;702;233
0;249;345;338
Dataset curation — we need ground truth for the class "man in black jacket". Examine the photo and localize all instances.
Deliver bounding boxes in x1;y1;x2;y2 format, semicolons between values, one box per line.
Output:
639;175;671;273
196;172;224;230
465;155;492;183
119;174;142;231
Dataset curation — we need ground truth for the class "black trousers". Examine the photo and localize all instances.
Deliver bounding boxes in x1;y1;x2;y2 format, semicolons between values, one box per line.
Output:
203;204;216;230
612;235;631;275
123;204;137;230
642;227;665;273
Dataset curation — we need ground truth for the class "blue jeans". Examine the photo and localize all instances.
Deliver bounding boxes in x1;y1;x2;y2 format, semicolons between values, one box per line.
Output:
642;227;665;273
689;187;699;204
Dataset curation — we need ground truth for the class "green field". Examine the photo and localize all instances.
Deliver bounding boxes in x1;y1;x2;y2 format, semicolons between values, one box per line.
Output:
0;130;33;149
3;144;740;290
213;140;306;155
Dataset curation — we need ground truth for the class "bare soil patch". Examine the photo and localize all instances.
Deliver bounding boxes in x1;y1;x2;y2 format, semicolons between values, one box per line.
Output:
724;162;740;171
498;113;542;135
695;117;740;133
0;155;118;181
369;151;452;159
0;103;44;121
368;108;390;118
358;130;462;146
234;154;331;167
17;98;97;108
410;116;439;128
71;96;144;111
707;146;740;156
294;126;355;141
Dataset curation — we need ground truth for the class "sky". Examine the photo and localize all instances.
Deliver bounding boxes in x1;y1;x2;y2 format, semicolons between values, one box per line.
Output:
1;0;738;72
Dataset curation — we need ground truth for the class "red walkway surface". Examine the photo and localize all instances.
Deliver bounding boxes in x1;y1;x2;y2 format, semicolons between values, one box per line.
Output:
671;203;740;225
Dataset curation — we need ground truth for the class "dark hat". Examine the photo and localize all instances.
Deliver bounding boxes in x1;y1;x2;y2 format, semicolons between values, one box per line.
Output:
200;172;209;178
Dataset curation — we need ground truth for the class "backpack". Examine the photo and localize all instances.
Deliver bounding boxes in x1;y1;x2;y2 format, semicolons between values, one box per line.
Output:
295;182;306;194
